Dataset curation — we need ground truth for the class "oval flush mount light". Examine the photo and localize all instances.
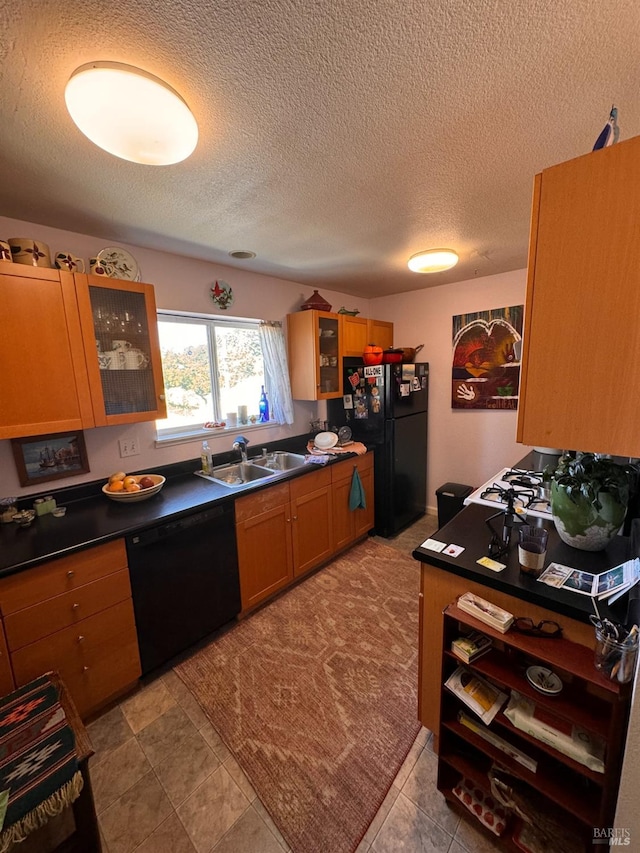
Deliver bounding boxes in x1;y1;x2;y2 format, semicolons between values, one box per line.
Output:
408;248;459;273
228;250;256;260
65;61;198;165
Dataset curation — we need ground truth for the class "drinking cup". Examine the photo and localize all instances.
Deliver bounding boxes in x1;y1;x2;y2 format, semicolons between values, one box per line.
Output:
8;238;52;268
108;350;125;370
98;352;113;370
237;405;248;425
54;251;85;273
0;240;12;262
89;258;112;276
518;525;549;577
226;412;237;427
124;350;145;369
112;340;131;352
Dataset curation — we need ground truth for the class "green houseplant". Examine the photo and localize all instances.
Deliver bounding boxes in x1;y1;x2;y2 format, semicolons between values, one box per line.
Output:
548;452;638;551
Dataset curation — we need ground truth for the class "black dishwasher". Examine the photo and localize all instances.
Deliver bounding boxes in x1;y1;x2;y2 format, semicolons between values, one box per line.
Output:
126;502;240;676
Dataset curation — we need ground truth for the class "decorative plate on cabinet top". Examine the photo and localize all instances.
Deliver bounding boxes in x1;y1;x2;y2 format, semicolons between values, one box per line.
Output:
96;246;140;281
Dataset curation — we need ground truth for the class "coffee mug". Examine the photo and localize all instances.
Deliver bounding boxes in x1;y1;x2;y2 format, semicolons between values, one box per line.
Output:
123;350;146;369
89;258;113;276
55;251;85;273
8;238;52;268
112;340;131;352
98;352;113;370
108;350;126;370
0;241;12;262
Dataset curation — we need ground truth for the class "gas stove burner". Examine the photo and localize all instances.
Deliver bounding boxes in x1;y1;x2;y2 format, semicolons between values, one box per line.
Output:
502;469;544;489
480;483;536;507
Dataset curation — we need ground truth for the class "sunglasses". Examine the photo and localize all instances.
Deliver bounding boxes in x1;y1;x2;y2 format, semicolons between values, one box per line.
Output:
512;617;563;638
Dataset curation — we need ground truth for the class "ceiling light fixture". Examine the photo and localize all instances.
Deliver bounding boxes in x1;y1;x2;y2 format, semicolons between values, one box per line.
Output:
408;249;459;274
229;250;256;259
64;61;198;165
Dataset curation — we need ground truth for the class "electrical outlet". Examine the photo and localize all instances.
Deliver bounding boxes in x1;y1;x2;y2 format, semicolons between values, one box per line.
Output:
118;436;140;458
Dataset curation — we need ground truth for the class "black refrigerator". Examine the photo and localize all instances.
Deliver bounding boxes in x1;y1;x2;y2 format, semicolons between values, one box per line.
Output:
327;359;428;537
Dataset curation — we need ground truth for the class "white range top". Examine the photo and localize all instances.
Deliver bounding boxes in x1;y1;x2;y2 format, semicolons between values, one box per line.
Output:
464;467;552;521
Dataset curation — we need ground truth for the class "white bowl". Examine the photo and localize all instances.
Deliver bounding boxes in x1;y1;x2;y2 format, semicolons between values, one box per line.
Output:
314;431;338;450
102;474;166;502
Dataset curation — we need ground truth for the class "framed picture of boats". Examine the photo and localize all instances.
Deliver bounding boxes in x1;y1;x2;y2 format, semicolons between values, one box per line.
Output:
11;431;90;487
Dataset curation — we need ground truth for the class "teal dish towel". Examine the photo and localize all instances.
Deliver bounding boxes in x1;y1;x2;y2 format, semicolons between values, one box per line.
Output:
349;468;366;510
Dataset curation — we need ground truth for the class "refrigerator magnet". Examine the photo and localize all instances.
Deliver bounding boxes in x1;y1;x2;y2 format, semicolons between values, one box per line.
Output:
364;365;383;379
402;364;416;380
343;394;354;409
411;377;421;391
348;371;361;389
399;383;411;396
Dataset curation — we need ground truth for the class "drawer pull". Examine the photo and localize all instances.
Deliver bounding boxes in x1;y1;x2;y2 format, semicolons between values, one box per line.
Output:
66;570;75;579
72;603;80;610
82;666;89;672
77;635;85;643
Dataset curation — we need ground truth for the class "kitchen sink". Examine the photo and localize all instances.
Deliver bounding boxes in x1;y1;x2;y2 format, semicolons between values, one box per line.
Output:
252;451;307;471
208;462;279;487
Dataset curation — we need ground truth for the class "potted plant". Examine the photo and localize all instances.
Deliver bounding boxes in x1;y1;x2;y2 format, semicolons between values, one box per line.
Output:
547;452;638;551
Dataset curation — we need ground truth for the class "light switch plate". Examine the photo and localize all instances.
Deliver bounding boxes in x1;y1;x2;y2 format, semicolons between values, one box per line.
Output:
119;436;139;458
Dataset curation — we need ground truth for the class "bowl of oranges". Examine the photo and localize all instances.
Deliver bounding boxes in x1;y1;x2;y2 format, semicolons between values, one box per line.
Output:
102;471;166;502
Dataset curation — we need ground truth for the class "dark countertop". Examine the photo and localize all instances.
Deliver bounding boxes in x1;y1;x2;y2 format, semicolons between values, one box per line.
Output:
0;434;364;577
412;451;633;626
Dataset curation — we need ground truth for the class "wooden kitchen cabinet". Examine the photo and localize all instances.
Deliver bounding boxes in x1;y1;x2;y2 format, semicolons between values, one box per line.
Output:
517;133;640;456
75;273;167;426
287;310;342;400
0;620;15;697
0;539;141;719
290;467;333;578
331;453;374;551
236;483;294;612
0;263;94;439
322;314;394;358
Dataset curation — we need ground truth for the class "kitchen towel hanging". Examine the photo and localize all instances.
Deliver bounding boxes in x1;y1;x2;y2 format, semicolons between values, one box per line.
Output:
349;467;366;510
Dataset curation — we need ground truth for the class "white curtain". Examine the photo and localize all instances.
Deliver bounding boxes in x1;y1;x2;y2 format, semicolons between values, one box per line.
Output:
259;321;294;425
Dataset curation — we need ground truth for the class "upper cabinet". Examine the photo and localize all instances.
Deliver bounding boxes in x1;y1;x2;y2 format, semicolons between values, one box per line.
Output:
0;264;167;439
75;274;167;425
342;316;393;356
287;310;342;400
517;134;640;457
0;264;94;440
287;311;393;399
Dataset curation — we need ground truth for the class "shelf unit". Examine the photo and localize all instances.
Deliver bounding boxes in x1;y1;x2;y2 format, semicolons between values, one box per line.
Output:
437;603;632;852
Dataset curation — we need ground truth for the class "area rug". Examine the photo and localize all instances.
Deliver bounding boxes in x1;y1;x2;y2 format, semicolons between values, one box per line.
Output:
174;538;421;853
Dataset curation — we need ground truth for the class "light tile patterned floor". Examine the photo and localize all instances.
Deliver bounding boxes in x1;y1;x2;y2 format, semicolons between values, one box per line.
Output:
88;513;502;852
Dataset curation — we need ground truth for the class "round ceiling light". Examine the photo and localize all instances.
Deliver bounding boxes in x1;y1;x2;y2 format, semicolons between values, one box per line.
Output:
65;62;198;165
408;249;459;273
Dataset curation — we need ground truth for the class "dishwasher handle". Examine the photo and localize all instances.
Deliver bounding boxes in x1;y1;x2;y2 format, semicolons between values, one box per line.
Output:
127;504;230;548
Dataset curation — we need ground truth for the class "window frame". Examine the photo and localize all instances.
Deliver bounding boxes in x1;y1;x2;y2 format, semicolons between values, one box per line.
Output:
155;309;270;444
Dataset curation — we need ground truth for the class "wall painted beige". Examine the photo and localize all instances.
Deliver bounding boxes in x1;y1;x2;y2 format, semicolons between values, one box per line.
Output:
0;215;370;495
370;269;532;511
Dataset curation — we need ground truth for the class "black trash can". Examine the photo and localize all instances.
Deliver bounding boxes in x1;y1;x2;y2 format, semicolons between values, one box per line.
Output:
436;482;473;529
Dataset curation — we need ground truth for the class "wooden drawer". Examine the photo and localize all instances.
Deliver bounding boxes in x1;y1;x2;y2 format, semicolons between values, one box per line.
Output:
11;599;141;719
289;466;331;499
4;569;132;652
0;539;127;616
235;482;290;523
330;452;373;484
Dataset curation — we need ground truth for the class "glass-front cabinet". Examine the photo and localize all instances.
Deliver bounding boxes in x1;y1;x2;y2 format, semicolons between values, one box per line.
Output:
287;310;343;400
75;274;167;425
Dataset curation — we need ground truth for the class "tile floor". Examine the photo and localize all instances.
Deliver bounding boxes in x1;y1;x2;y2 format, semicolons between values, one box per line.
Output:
87;512;501;853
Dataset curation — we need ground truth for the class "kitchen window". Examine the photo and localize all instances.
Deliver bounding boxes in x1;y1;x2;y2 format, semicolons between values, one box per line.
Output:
155;311;266;440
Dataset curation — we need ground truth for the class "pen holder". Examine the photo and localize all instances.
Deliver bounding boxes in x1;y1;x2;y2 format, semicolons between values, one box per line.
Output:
595;626;638;683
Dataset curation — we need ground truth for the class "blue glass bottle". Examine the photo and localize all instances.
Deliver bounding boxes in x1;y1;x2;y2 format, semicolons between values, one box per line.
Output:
259;386;270;422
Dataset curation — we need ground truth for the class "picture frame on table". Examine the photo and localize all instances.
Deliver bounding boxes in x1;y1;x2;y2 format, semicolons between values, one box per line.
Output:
11;431;90;486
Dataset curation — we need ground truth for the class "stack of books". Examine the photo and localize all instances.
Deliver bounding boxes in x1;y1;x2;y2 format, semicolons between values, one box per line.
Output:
457;592;514;633
451;631;493;664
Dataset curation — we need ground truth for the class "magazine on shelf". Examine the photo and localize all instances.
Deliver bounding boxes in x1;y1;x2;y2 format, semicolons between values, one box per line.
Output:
537;557;640;600
451;631;493;664
457;592;514;633
458;710;538;773
445;666;508;725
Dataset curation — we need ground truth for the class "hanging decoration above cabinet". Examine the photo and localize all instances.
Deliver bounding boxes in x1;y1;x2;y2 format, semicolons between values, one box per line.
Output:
210;280;233;310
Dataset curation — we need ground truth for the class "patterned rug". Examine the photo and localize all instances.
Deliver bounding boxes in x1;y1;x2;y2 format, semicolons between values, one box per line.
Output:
175;538;421;853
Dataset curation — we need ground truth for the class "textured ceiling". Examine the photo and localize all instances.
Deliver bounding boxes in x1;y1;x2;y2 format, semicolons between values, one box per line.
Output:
1;0;639;297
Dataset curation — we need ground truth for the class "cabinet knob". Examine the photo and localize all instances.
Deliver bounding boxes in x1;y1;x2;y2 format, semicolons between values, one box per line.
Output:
82;666;89;673
72;603;80;610
293;515;298;521
159;394;165;401
77;635;85;643
66;570;75;578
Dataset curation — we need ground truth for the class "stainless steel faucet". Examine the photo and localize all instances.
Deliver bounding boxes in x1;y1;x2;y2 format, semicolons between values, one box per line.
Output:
232;435;249;463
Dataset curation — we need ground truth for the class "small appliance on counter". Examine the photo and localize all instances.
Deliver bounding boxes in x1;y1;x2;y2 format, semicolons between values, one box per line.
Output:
327;358;429;537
